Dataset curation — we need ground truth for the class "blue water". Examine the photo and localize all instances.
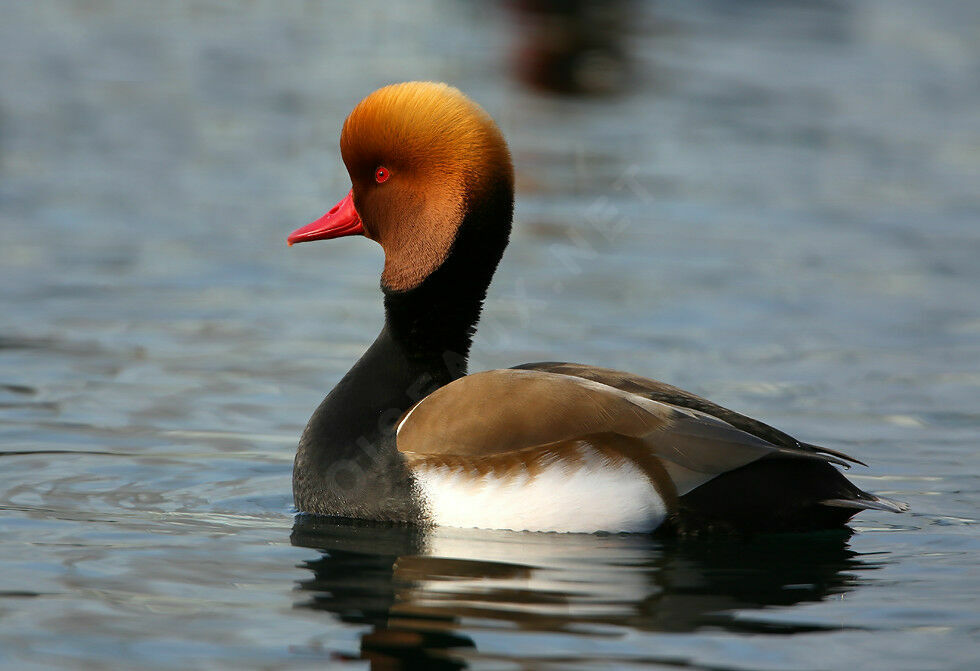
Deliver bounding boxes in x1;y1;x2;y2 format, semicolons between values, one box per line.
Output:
1;1;978;669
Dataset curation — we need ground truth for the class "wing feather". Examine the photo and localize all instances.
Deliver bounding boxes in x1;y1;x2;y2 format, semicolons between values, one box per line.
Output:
396;369;845;497
515;362;865;467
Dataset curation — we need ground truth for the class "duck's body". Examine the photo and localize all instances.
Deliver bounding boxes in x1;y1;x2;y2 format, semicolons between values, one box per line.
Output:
288;82;906;534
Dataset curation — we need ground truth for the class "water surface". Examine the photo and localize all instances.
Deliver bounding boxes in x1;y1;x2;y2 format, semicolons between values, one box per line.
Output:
1;1;978;669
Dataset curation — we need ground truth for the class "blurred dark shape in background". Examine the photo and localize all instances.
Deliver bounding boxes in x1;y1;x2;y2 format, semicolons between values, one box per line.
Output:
509;0;635;95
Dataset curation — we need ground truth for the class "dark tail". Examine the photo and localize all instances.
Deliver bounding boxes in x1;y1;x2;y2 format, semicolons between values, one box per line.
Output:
664;457;907;535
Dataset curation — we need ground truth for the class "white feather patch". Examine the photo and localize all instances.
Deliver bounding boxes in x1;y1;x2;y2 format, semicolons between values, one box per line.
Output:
411;446;667;533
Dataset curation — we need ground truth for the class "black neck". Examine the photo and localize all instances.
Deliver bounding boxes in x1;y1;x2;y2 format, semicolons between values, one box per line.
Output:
382;176;513;362
293;176;513;520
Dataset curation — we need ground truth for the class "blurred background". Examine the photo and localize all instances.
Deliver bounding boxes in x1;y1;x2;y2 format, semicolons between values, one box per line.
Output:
1;2;978;669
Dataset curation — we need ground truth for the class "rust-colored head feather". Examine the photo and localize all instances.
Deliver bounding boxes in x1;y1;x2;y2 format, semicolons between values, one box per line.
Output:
338;82;513;291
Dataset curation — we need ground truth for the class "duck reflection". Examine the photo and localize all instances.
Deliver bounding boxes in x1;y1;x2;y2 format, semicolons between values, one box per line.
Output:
292;517;880;669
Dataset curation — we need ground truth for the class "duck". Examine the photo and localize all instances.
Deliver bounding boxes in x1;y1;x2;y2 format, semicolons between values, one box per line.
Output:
286;81;907;534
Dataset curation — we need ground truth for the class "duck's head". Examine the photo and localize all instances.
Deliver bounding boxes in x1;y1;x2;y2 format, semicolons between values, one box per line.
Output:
288;82;514;293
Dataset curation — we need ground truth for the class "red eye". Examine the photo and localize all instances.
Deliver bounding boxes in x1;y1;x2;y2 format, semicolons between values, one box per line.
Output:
375;166;390;184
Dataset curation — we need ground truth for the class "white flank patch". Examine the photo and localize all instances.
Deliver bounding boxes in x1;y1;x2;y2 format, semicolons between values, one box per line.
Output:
412;446;667;533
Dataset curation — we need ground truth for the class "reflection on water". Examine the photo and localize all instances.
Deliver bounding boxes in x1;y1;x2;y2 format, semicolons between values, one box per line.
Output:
292;517;878;669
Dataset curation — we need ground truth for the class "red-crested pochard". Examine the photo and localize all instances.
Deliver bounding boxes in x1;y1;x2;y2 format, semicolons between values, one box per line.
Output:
287;82;907;534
